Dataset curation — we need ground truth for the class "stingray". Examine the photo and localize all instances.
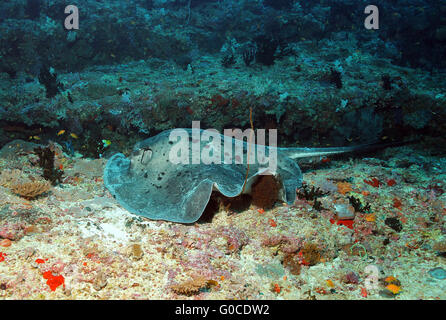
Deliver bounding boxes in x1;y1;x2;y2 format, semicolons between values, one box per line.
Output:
104;128;385;223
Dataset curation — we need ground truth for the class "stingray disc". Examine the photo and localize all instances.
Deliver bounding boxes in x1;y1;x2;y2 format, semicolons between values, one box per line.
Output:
104;129;302;223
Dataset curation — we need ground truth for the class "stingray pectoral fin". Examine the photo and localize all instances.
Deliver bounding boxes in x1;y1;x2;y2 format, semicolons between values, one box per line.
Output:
182;179;214;223
104;153;132;189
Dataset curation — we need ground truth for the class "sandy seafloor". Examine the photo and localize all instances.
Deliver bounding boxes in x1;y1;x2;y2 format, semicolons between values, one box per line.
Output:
0;139;445;300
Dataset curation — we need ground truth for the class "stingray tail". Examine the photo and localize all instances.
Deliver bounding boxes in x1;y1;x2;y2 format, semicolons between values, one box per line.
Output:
280;140;414;160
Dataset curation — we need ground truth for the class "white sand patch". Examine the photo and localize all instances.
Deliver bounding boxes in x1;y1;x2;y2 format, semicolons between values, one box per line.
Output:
78;207;132;245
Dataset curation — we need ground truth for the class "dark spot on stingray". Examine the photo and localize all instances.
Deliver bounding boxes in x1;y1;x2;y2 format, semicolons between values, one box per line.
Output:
144;173;148;178
169;141;173;145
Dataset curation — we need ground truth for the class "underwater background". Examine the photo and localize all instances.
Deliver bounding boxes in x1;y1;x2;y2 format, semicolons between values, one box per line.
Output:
0;0;445;300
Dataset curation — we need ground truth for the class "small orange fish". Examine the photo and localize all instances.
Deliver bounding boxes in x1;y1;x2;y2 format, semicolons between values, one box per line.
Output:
321;157;331;163
57;130;66;136
386;284;401;295
70;133;78;139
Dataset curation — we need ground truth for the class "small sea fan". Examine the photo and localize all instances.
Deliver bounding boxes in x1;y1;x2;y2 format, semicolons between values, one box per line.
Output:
10;180;51;200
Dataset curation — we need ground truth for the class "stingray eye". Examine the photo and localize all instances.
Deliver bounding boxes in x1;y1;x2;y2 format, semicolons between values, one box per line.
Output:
140;148;153;165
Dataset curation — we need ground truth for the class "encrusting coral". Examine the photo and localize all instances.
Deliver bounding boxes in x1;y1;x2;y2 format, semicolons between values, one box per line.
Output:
0;169;23;187
300;243;322;266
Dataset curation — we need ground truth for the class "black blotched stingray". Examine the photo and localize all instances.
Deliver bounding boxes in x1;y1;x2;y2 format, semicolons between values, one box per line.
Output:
104;128;385;223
